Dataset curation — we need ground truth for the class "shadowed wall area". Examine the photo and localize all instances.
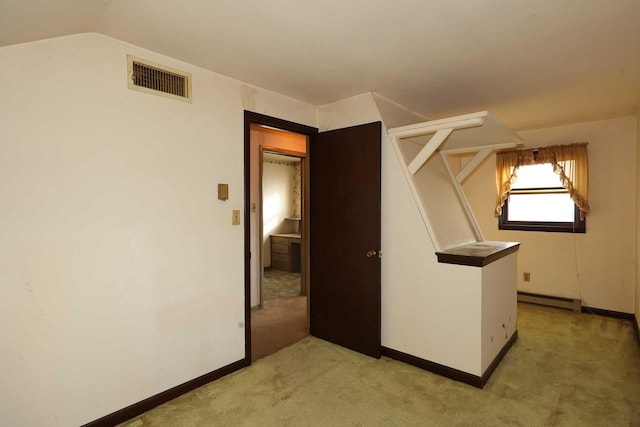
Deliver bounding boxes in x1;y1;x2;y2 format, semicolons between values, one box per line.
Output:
122;303;640;426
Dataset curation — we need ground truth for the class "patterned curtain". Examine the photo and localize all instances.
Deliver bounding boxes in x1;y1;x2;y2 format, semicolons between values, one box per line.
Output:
293;164;301;218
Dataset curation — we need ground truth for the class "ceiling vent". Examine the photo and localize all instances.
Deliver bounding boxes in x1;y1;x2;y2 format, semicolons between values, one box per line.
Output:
127;55;192;103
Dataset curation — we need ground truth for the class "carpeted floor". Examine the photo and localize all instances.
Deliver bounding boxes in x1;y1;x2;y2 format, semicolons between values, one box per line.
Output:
121;303;640;426
252;268;307;362
251;296;308;362
262;269;301;305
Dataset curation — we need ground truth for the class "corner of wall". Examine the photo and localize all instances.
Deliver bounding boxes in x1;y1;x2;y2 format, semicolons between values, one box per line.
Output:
316;93;382;131
371;92;426;129
315;92;425;133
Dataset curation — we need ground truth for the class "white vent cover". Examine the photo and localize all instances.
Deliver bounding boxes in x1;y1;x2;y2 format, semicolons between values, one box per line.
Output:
127;55;192;103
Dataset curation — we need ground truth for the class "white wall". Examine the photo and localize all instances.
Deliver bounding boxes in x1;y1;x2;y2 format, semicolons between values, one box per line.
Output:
262;160;295;267
317;93;382;132
0;33;316;427
372;93;426;128
481;253;517;373
464;116;637;313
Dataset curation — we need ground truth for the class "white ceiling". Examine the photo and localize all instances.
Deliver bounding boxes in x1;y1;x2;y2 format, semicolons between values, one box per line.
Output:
1;0;639;130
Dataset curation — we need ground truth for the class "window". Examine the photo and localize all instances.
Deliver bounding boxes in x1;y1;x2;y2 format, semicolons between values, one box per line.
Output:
495;143;589;233
498;163;585;233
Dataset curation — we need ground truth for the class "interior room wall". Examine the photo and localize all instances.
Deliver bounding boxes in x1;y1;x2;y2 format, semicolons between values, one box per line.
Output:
317;93;383;132
262;159;295;267
463;116;637;313
249;126;306;306
372;93;426;128
0;33;316;427
393;139;477;251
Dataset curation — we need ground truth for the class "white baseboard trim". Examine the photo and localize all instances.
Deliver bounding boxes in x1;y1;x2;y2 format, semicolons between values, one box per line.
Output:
517;291;581;312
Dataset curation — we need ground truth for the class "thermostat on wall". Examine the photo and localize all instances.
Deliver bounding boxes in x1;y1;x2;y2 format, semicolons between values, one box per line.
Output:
218;184;229;201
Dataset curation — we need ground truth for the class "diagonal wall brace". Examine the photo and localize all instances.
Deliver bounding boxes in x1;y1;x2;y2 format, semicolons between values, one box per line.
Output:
408;128;453;175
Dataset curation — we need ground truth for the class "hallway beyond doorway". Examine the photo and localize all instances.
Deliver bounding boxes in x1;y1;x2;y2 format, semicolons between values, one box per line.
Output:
262;269;301;305
251;296;307;361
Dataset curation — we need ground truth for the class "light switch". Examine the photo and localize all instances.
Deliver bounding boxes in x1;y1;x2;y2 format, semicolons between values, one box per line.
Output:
232;210;240;225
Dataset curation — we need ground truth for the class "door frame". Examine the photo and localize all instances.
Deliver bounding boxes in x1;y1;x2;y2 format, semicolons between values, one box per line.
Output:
258;146;306;308
243;111;317;363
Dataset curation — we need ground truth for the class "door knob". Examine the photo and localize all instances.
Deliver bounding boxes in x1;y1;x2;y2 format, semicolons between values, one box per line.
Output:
366;250;377;258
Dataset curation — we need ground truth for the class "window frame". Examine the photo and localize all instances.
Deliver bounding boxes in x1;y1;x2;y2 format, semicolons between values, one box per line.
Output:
498;185;586;233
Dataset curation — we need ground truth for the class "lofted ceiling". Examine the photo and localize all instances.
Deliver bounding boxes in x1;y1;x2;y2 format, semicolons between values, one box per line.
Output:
1;0;639;130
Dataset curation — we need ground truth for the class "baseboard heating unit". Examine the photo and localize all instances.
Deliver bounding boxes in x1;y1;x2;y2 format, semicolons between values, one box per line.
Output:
517;291;581;312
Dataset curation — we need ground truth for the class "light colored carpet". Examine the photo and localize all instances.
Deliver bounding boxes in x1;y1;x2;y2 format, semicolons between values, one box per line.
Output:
121;303;640;426
262;269;301;305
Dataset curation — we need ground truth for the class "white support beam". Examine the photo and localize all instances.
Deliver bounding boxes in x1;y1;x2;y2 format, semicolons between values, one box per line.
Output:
439;142;520;156
456;149;492;184
440;152;484;242
389;134;441;251
387;111;521;251
388;117;483;140
408;128;453;176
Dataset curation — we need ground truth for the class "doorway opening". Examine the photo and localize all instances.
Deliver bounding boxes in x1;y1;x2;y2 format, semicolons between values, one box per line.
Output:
261;150;303;306
244;112;317;363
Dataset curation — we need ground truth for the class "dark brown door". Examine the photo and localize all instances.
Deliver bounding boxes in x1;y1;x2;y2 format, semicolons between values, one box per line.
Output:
310;121;381;358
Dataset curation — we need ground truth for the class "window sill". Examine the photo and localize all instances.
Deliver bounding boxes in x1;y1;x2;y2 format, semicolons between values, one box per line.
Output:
498;221;585;233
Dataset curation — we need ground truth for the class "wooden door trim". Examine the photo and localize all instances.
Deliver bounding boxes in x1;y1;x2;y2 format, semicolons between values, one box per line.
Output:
244;111;317;363
262;145;307;158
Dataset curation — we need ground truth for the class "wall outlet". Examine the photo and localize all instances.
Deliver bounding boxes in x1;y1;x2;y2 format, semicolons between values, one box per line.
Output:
232;210;240;225
523;272;531;282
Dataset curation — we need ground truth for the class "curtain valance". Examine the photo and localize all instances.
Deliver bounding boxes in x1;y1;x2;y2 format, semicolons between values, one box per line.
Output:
495;143;590;220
